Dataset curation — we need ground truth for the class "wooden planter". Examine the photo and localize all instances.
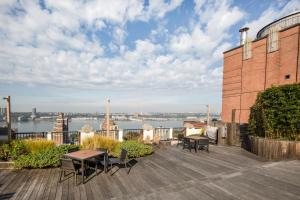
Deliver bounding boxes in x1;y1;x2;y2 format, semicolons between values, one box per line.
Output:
248;136;300;160
0;161;14;169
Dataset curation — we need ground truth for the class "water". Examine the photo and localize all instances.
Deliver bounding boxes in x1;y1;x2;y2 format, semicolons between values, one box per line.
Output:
11;119;184;132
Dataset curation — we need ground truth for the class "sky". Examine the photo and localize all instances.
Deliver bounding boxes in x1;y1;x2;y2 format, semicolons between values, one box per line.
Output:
0;0;300;113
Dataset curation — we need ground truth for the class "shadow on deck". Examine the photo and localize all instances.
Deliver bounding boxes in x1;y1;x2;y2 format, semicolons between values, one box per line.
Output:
0;145;300;200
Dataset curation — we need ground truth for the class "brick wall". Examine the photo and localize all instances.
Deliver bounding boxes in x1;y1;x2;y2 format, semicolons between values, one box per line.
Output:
222;25;300;123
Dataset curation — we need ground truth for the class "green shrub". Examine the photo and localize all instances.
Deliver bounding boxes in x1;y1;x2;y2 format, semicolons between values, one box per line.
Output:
0;144;10;161
10;140;27;160
0;140;28;160
123;131;143;141
24;139;55;154
0;139;57;161
82;135;120;154
249;83;300;140
14;144;79;169
112;140;154;158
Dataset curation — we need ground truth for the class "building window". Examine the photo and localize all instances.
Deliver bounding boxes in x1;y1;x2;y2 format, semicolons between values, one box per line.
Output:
243;39;252;60
285;74;290;80
268;28;279;53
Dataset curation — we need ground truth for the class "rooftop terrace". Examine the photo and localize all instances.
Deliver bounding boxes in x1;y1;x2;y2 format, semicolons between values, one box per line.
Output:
0;145;299;200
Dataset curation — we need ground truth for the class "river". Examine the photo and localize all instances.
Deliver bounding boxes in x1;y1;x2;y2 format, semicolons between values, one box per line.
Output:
11;119;184;132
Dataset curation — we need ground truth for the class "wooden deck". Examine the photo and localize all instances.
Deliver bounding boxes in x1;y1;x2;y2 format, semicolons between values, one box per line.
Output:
0;145;300;200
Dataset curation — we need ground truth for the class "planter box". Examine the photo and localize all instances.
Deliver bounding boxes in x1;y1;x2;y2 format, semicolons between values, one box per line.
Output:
0;161;14;169
248;136;300;160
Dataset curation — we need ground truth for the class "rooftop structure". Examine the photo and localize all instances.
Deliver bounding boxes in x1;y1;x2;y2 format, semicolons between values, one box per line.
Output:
183;121;206;129
257;11;300;39
53;112;69;144
31;107;37;120
222;11;300;124
100;117;118;130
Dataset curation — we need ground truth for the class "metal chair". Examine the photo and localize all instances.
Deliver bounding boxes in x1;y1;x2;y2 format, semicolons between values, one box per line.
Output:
107;148;130;175
182;137;196;152
177;134;184;147
88;148;108;174
197;138;209;152
59;157;81;185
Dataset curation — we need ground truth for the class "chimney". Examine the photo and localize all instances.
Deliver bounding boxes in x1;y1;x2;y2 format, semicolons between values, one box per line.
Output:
239;27;249;45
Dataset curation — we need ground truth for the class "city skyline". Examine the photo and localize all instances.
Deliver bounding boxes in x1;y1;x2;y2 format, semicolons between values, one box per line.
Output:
1;0;300;113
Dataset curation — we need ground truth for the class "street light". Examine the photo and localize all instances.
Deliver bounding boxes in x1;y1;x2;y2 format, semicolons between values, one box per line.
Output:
3;96;11;141
105;98;110;137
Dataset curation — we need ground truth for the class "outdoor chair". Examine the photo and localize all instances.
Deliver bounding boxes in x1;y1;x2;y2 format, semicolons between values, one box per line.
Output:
197;138;209;152
182;137;196;152
177;134;184;147
68;147;81;165
59;157;81;185
88;148;108;174
107;148;130;175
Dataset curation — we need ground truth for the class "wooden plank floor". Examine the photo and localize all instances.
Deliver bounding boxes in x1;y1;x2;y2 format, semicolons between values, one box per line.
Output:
0;145;300;200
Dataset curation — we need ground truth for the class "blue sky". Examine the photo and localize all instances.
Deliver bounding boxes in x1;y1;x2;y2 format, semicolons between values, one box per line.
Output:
0;0;299;113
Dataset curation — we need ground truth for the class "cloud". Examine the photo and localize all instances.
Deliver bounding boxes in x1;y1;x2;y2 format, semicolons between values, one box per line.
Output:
244;0;300;39
0;0;241;96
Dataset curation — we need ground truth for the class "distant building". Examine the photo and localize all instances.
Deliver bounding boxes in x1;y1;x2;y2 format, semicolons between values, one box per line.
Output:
183;121;206;129
222;11;300;124
31;107;37;120
100;117;118;130
53;113;69;144
183;120;206;136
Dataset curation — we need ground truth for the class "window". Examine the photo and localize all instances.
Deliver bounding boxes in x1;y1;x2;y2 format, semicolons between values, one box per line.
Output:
285;74;290;80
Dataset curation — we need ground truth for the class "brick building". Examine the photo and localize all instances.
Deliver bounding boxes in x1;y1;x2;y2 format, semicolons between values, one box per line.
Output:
222;12;300;124
52;112;69;144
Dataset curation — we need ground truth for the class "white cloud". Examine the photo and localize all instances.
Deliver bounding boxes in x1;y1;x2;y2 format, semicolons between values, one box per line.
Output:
245;0;300;39
0;0;241;99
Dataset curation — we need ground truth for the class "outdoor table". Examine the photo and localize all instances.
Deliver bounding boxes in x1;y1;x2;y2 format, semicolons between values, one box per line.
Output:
64;149;105;184
184;136;209;152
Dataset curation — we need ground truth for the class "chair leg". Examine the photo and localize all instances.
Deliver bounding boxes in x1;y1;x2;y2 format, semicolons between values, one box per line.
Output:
59;170;63;183
110;163;113;175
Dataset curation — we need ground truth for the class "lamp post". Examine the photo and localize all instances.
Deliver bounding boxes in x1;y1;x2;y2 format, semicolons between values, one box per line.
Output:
105;98;110;137
3;96;11;141
207;104;210;126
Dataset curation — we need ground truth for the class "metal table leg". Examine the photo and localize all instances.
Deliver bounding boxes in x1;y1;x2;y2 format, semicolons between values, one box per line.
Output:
82;160;84;184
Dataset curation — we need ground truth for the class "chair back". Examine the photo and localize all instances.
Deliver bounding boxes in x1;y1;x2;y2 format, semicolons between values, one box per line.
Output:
183;137;190;144
198;138;209;145
60;157;75;170
95;148;108;162
119;149;128;162
178;134;184;141
96;148;108;153
68;147;79;153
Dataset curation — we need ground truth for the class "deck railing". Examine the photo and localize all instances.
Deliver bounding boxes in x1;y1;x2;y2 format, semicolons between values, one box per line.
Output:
11;127;189;144
12;131;80;145
173;127;186;138
154;128;171;140
123;129;143;140
12;132;48;140
95;130;119;140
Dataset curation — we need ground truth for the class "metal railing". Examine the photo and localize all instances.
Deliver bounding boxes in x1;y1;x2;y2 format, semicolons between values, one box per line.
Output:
123;129;143;140
95;130;119;140
173;127;186;138
12;132;48;140
12;131;80;145
154;128;171;141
